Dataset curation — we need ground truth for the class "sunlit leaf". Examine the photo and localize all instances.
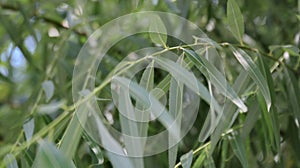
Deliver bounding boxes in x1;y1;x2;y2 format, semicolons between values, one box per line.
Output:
231;47;271;110
153;56;221;113
168;56;184;168
149;15;167;47
4;154;18;168
180;150;193;168
23;118;34;142
42;80;55;102
184;48;247;112
33;140;75;168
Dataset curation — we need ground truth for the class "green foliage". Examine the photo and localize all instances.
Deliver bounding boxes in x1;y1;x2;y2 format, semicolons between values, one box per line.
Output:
0;0;300;168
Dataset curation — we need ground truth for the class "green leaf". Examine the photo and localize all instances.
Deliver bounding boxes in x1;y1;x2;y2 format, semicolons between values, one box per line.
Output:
204;150;216;168
168;57;184;168
82;131;104;165
180;150;193;168
59;113;83;160
184;48;247;112
42;80;55;102
257;53;280;152
209;70;251;152
229;134;248;168
153;56;221;113
231;47;271;111
112;76;180;141
149;15;167;47
4;154;18;168
297;14;300;21
136;61;154;139
285;68;300;122
23;118;34;142
38;100;65;115
33;140;75;168
227;0;244;43
117;87;144;167
192;153;205;168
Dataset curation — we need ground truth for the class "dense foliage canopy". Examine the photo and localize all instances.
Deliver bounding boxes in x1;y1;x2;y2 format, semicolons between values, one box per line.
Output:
0;0;299;167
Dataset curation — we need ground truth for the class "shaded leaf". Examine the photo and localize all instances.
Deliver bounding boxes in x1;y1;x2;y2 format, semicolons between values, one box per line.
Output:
192;153;205;168
227;0;244;43
229;134;248;168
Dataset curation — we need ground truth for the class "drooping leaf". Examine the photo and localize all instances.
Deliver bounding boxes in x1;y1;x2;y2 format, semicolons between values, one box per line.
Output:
184;48;247;112
33;140;75;168
231;47;271;111
82;131;104;165
117;87;144;167
227;0;244;43
149;15;167;47
209;70;251;152
257;53;280;152
59;111;83;160
229;133;248;168
42;80;55;102
180;150;193;168
192;153;205;168
4;154;18;168
112;76;180;142
168;56;184;168
23;118;34;142
153;56;221;113
38;100;65;115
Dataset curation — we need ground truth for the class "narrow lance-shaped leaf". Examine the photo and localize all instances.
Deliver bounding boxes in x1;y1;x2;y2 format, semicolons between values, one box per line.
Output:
229;134;248;168
257;53;280;152
227;0;244;43
231;47;271;111
284;68;300;128
257;91;275;150
184;48;247;112
4;154;18;168
82;131;104;165
117;87;144;167
136;61;154;141
209;70;251;153
23;118;34;143
112;76;180;142
168;56;184;168
180;150;193;168
153;56;221;113
149;15;167;47
33;140;75;168
42;80;55;102
192;153;205;168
